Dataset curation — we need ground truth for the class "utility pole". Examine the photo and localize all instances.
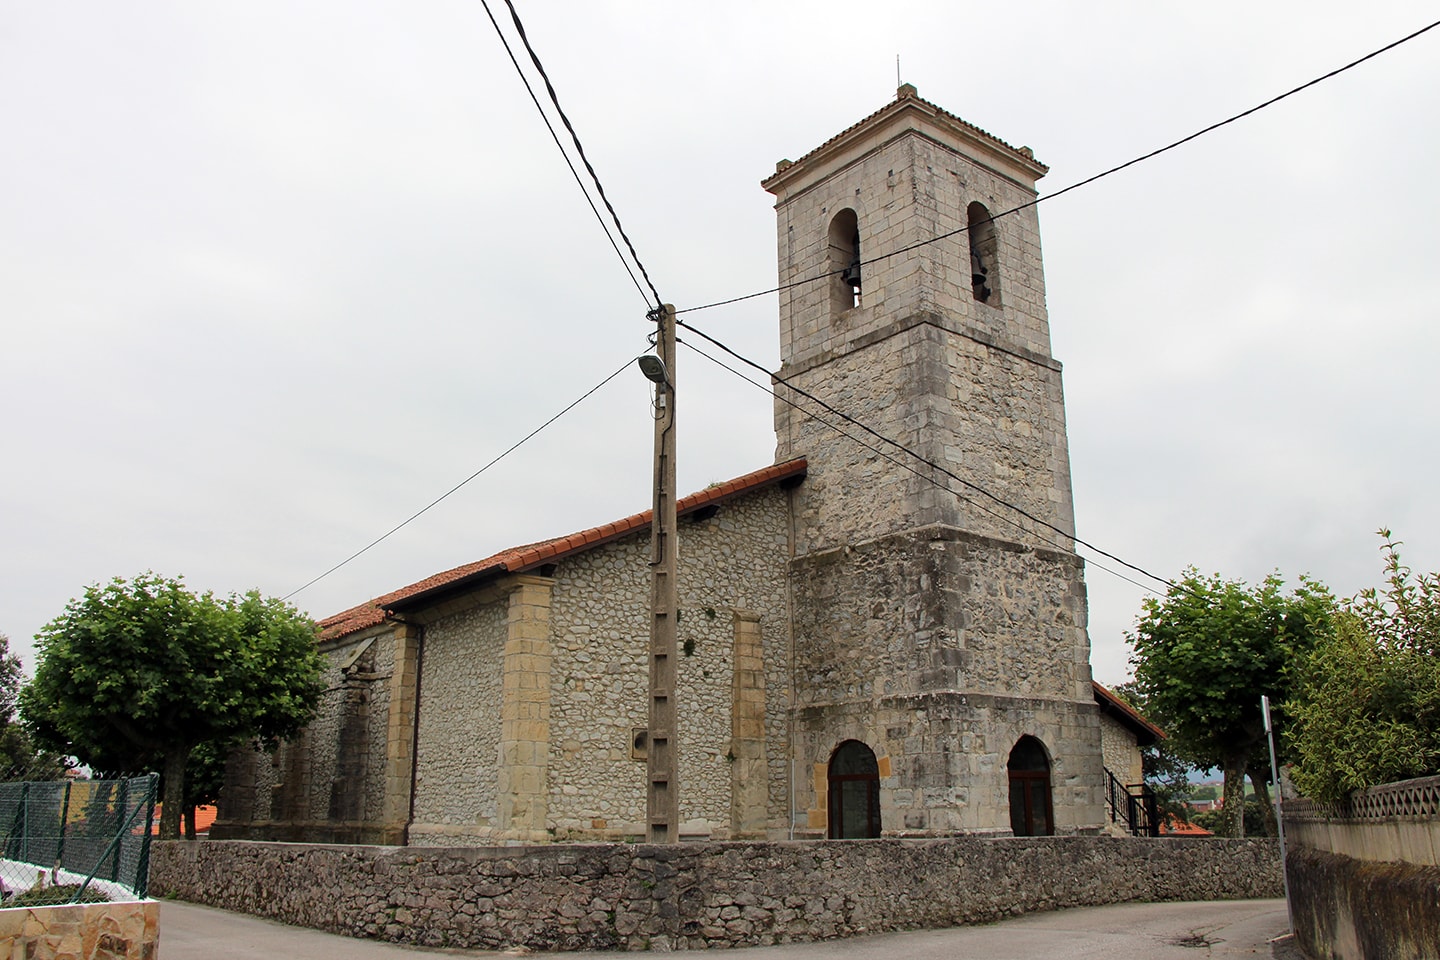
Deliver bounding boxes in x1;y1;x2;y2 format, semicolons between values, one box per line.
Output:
641;304;679;843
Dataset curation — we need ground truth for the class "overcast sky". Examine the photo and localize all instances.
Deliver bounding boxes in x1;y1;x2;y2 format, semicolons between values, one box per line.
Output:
3;2;1437;687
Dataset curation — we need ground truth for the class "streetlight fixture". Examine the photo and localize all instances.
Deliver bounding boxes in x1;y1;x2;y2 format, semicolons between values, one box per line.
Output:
637;354;670;387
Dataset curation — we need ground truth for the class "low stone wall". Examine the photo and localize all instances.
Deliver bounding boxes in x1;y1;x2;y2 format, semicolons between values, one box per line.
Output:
1283;775;1440;959
0;900;159;960
1287;846;1440;960
151;836;1279;951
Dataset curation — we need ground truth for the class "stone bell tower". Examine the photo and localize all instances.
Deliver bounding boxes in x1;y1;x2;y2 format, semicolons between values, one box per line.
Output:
764;86;1105;837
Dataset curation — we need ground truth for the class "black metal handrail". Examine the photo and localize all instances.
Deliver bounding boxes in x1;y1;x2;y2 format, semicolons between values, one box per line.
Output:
1104;767;1160;837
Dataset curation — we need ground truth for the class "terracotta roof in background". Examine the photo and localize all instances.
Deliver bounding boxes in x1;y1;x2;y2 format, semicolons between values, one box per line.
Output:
148;804;217;835
317;459;807;642
1092;681;1165;746
1160;815;1213;837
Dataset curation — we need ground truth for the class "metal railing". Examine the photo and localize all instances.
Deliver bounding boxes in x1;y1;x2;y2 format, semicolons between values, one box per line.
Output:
0;774;158;905
1104;767;1160;837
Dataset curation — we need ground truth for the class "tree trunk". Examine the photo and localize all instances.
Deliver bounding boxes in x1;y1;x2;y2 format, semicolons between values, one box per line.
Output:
183;804;196;840
1251;774;1277;837
1221;752;1248;838
160;746;190;840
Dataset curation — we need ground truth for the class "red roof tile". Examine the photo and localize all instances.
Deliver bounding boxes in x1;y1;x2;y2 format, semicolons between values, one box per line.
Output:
1092;681;1166;745
317;459;807;641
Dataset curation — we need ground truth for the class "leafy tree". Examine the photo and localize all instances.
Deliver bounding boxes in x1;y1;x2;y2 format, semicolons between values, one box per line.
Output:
1192;796;1267;837
1128;570;1334;837
20;573;325;838
0;633;70;781
1287;532;1440;803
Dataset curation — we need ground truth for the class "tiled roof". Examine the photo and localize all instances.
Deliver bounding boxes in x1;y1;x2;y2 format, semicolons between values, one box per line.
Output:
317;459;807;642
1160;815;1213;837
1092;681;1165;746
762;86;1047;190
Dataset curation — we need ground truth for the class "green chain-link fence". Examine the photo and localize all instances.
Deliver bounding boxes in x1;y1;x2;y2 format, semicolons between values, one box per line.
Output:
0;774;158;905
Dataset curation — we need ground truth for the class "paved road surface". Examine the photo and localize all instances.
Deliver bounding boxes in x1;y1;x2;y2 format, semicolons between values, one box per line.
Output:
160;898;1304;959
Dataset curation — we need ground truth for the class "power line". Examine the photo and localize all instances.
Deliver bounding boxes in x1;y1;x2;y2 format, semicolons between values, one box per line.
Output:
678;336;1161;598
476;0;651;308
283;353;638;601
677;16;1440;316
492;0;664;310
677;317;1177;591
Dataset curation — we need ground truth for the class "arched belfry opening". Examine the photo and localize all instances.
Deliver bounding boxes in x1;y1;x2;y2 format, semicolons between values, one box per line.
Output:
967;201;999;305
828;208;862;314
1008;736;1054;836
827;740;881;838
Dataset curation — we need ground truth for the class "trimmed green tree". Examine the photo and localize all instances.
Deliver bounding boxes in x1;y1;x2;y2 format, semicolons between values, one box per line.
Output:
20;573;325;838
1128;570;1333;837
0;633;70;781
1287;532;1440;803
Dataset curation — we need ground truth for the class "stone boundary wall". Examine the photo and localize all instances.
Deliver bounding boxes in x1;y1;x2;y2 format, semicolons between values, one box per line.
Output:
1286;846;1440;960
150;837;1279;952
1284;775;1440;866
1283;775;1440;958
0;900;159;960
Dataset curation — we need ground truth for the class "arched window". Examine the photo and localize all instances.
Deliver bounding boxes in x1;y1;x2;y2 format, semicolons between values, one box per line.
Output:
967;201;1000;305
1007;736;1054;836
829;209;862;313
827;739;881;838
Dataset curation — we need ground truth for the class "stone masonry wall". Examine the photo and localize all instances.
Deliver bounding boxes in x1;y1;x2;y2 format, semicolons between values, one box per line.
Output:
0;900;159;960
151;836;1281;952
787;527;1100;835
1098;712;1143;787
776;321;1074;555
790;529;1090;707
544;486;792;840
215;629;396;842
409;601;506;840
404;484;792;844
771;126;1051;373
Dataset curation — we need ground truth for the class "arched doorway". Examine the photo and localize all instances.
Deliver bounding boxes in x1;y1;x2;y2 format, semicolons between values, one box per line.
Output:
827;740;881;839
1008;736;1054;836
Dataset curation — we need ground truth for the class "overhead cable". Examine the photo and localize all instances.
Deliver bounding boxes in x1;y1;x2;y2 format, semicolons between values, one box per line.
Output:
676;17;1440;316
492;0;664;309
476;0;652;308
283;353;638;601
677;318;1177;591
678;337;1161;597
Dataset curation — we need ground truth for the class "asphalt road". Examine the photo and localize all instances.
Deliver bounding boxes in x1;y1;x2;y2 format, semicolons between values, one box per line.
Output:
159;898;1306;959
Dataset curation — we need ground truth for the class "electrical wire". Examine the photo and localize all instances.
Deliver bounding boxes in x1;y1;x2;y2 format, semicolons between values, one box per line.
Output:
476;0;652;308
679;336;1160;598
678;317;1177;591
283;353;639;601
676;17;1440;316
495;0;664;310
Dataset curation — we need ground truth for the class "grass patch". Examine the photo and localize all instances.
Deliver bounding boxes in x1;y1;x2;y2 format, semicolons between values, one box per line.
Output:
7;884;110;907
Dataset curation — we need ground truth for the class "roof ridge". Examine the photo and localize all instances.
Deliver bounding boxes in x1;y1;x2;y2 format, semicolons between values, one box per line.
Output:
318;458;807;641
763;88;1044;189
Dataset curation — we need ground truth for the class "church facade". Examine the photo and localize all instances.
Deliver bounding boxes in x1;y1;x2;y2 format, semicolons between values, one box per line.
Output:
214;87;1142;845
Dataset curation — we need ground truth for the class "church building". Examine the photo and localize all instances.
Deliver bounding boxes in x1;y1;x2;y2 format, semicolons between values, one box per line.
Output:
214;86;1147;846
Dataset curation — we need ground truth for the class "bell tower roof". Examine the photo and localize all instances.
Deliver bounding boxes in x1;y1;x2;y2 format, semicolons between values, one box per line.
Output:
762;84;1048;201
